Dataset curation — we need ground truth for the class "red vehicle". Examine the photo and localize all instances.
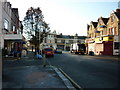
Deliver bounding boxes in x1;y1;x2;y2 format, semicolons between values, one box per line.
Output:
42;48;54;57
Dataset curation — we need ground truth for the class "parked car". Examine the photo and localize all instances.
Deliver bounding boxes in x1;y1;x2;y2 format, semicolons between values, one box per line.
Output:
55;48;62;54
42;48;54;57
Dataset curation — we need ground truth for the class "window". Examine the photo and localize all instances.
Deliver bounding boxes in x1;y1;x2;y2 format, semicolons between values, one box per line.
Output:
65;40;69;43
50;40;51;43
61;40;65;43
111;16;114;22
112;28;114;35
114;42;119;49
57;40;61;43
100;31;103;36
69;40;73;43
44;38;47;43
99;20;102;25
44;48;52;51
13;26;15;31
114;27;117;35
108;28;110;35
4;19;9;30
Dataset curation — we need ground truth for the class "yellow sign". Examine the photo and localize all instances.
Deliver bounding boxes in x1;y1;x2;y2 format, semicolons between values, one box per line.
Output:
95;36;113;42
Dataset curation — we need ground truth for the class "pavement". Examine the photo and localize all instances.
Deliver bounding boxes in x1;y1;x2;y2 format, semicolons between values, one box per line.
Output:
64;51;119;60
2;51;76;90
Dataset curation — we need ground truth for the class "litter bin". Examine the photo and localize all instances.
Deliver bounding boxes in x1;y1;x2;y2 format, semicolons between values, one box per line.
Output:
89;51;94;56
91;51;94;56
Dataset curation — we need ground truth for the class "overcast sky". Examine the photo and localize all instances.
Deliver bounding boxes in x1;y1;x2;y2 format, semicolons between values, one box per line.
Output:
7;0;119;36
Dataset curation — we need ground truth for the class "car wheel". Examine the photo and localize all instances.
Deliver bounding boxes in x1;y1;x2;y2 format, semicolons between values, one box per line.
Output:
52;55;54;57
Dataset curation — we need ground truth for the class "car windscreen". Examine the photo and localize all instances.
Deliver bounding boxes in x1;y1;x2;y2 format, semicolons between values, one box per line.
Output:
44;48;53;51
56;48;62;50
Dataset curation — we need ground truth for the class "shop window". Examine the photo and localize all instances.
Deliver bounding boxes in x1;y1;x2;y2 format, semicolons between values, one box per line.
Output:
114;42;119;49
99;37;103;41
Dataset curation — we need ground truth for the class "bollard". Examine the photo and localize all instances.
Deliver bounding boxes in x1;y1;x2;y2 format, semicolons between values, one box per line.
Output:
43;54;46;67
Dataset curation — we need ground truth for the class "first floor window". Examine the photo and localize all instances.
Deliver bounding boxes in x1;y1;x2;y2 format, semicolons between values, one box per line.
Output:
4;19;9;30
13;26;16;31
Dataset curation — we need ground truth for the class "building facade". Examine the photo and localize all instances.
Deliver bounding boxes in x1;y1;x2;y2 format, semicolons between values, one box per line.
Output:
41;32;87;51
86;9;120;56
107;9;120;55
41;31;57;50
86;21;97;54
56;34;87;51
0;0;24;57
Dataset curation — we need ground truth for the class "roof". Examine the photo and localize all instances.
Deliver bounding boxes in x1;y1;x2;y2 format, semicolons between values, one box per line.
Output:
78;36;87;39
12;8;19;17
56;35;63;38
87;24;90;30
92;22;98;28
56;35;87;39
115;12;120;20
111;9;120;20
102;18;109;25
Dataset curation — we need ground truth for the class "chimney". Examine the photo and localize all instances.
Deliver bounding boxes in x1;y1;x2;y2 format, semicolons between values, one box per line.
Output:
116;9;120;13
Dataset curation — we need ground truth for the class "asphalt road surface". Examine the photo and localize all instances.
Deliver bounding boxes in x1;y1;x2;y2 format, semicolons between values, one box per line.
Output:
47;51;119;88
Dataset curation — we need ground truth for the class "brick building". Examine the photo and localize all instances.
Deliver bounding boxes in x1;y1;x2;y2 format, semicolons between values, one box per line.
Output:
86;9;120;56
107;9;120;55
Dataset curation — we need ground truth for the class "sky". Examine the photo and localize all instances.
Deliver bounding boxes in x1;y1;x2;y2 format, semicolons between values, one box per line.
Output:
7;0;119;36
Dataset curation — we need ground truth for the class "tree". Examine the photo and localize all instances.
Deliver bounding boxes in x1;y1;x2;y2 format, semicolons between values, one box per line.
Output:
23;7;50;52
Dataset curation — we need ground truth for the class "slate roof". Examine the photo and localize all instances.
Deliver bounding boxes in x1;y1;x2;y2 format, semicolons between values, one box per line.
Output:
115;12;120;20
102;18;109;25
56;35;87;39
92;22;98;28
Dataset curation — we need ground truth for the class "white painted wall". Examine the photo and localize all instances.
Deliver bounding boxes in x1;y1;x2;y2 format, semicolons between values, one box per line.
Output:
0;1;4;49
0;1;12;49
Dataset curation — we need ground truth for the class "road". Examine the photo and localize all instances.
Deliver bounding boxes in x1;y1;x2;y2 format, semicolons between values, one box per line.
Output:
47;51;119;88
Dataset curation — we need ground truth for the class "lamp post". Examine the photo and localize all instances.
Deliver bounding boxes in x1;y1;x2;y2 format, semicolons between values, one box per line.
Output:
35;15;43;54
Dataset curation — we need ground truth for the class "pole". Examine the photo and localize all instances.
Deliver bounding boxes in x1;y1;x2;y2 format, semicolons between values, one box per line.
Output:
43;54;46;67
39;28;40;54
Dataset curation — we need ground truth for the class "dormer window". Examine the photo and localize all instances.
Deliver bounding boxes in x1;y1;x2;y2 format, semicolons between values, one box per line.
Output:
99;20;102;25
